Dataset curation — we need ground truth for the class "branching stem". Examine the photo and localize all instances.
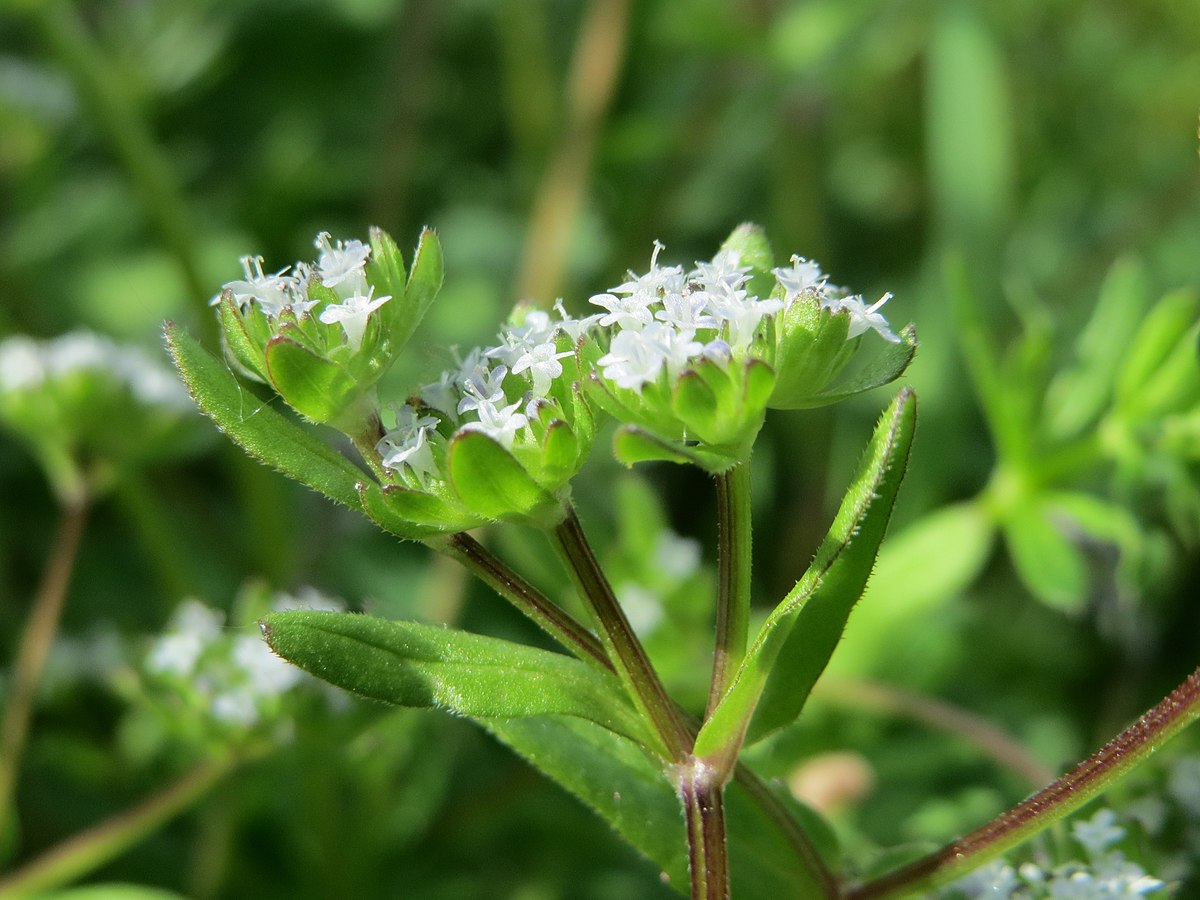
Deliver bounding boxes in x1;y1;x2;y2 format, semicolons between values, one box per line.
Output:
845;666;1200;898
708;462;752;717
550;507;691;761
0;497;89;830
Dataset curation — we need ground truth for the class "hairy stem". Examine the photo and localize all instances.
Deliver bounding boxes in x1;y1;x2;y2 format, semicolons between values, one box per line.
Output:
0;752;244;896
731;766;840;899
845;666;1200;898
550;507;690;761
681;762;730;900
439;531;609;670
707;462;753;717
0;497;89;830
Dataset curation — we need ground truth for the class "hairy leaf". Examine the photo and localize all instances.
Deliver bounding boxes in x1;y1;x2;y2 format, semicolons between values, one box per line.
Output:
165;324;364;510
262;611;650;745
695;388;916;761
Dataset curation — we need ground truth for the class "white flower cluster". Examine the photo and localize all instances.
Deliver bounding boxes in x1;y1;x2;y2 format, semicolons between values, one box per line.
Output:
377;303;597;483
0;331;192;411
218;232;390;351
947;809;1165;899
145;591;345;729
589;243;899;393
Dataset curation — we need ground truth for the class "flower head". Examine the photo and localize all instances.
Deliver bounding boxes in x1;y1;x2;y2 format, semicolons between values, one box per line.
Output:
318;285;392;351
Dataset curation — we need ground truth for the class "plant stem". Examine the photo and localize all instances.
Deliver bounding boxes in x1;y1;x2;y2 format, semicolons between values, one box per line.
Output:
707;462;752;717
731;766;840;899
845;665;1200;898
681;761;730;900
550;507;691;761
439;531;610;671
0;752;244;896
0;497;89;832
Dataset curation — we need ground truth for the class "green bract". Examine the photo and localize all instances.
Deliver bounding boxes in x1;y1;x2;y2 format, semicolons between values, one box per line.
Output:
217;228;443;432
579;223;916;473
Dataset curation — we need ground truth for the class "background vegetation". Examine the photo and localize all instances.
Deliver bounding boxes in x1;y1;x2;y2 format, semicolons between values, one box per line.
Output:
1;0;1198;896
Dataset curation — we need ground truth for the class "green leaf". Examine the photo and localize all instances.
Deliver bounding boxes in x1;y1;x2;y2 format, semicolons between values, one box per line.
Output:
264;332;359;425
367;226;408;323
357;482;447;540
718;222;775;299
448;430;559;523
767;301;856;409
672;370;720;441
217;293;269;382
1003;501;1089;612
33;886;189;900
261;611;650;745
805;323;917;407
1045;257;1149;438
927;4;1013;245
827;501;995;676
540;418;580;481
396;227;445;347
1115;290;1200;412
612;424;732;472
165;324;365;510
695;388;916;761
485;717;833;897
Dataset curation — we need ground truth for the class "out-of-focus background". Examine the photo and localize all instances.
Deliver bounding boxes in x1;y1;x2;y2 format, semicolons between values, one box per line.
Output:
2;1;1199;897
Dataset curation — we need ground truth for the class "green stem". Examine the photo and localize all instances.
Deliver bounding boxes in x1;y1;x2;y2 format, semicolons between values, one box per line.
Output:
0;497;89;832
24;0;215;342
707;462;752;717
845;665;1200;898
681;761;729;900
442;530;838;893
549;507;690;761
0;752;245;896
731;766;839;899
438;531;610;671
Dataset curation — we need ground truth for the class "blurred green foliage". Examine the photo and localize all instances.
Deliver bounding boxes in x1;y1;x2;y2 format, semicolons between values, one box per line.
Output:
1;0;1199;896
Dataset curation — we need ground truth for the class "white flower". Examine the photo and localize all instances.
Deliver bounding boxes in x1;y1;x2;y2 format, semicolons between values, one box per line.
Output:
420;369;460;420
272;586;346;614
589;290;657;330
0;336;44;391
318;285;391;351
832;293;901;343
597;322;703;391
460;398;528;449
552;300;603;341
655;532;702;580
512;340;573;396
314;232;371;297
210;689;260;726
457;364;509;415
1073;809;1125;857
232;633;303;696
146;599;224;676
617;582;663;635
692;249;751;295
706;291;782;351
221;255;298;317
377;403;440;483
773;255;827;304
655;289;718;333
